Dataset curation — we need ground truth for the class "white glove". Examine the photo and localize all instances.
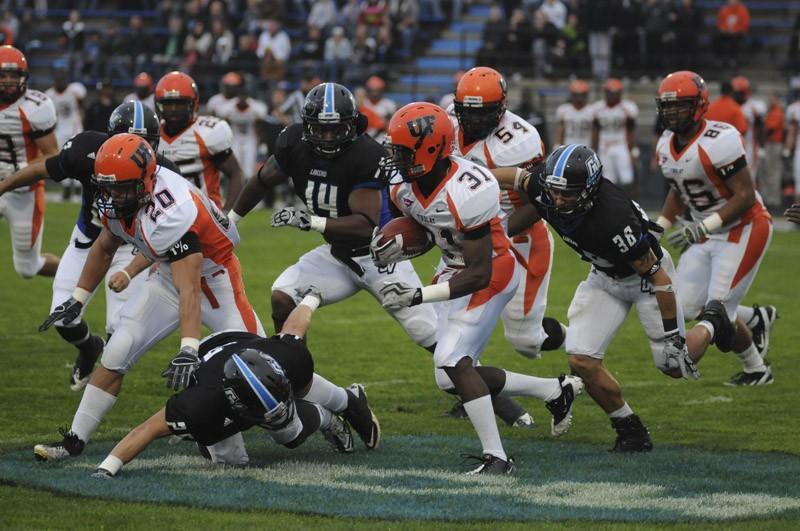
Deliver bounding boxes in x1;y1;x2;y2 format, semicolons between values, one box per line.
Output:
370;227;404;267
664;332;699;380
272;206;311;230
379;281;421;310
667;220;708;252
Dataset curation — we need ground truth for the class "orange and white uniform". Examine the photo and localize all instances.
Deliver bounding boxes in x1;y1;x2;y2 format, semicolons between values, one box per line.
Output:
741;97;767;176
390;155;519;368
593;99;638;185
786;100;800;191
46;82;86;146
99;167;264;373
216;97;268;176
656;119;772;321
555;102;595;147
157;114;234;208
0;89;56;277
451;109;554;358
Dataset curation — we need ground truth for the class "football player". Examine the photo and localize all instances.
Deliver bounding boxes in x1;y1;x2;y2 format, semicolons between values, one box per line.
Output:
215;76;269;177
494;144;696;452
123;72;155;110
46;68;86;149
33;134;264;461
0;101;178;391
556;79;594;147
206;71;243;117
655;71;775;385
732;76;766;178
154;71;244;211
0;45;60;279
92;291;381;478
785;204;800;223
785;95;800;204
372;102;583;475
591;78;639;187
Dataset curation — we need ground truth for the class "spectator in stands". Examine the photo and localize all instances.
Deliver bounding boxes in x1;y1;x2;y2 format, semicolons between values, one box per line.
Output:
309;0;338;33
355;85;387;140
789;11;800;70
476;5;506;70
210;18;235;65
229;33;260;73
128;15;151;75
582;0;614;80
299;24;325;63
2;9;18;40
83;79;118;133
614;0;642;70
389;0;420;59
716;0;750;68
93;22;128;80
706;80;748;135
324;26;353;83
155;15;186;69
532;8;562;77
761;92;785;212
359;0;389;34
507;8;534;74
539;0;567;30
339;0;362;35
257;18;291;64
61;9;84;78
375;23;393;62
643;0;669;71
420;0;444;21
183;19;213;67
670;0;703;70
363;75;397;123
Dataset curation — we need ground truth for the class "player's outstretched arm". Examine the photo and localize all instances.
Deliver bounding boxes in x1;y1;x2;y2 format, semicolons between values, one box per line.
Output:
0;159;48;196
77;228;122;293
170;251;203;345
714;165;756;225
94;407;172;478
279;289;322;338
229;155;288;221
217;153;245;213
32;130;59;160
656;189;687;231
507;202;541;237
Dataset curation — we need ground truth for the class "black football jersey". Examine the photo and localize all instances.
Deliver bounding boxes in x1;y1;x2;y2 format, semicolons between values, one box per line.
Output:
527;178;661;278
273;124;385;252
44;131;179;242
164;331;314;446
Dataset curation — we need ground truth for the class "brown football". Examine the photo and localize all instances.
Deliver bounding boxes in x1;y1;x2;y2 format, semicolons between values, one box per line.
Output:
378;217;434;258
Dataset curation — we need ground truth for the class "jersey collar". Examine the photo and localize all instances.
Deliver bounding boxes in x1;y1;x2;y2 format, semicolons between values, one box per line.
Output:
669;119;706;161
160;118;198;144
411;158;459;209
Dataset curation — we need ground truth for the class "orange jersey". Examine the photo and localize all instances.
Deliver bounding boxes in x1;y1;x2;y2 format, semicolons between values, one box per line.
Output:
706;95;748;135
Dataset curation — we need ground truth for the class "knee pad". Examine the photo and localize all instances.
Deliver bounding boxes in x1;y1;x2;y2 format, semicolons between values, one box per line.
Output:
100;327;136;374
13;250;44;279
403;315;437;348
434;367;455;392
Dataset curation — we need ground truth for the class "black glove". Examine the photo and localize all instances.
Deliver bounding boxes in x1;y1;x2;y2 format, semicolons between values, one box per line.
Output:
161;346;200;391
39;297;83;331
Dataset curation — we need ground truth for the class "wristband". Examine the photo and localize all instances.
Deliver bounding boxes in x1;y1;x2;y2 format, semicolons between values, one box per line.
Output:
656;215;673;231
630;146;641;158
513;168;527;191
119;269;132;282
98;454;123;476
72;287;92;304
309;215;327;233
701;212;723;233
421;282;451;303
227;210;242;226
180;337;200;351
662;317;679;333
299;294;321;311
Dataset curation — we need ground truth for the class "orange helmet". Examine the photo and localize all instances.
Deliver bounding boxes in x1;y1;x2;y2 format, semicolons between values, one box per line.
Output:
93;133;157;219
366;76;386;91
731;75;751;104
222;71;244;98
155;71;199;133
656;70;709;134
382;102;453;182
454;66;507;139
0;45;28;102
133;72;153;99
603;78;624;93
569;80;589;94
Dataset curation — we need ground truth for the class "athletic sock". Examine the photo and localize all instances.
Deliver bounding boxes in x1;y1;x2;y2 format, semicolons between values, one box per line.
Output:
736;343;767;372
499;370;562;401
70;384;118;442
316;405;334;430
56;320;91;349
697;320;715;341
302;374;349;413
609;402;634;419
737;305;757;326
462;395;506;461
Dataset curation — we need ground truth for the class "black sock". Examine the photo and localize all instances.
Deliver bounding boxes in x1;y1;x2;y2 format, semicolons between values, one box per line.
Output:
282;399;321;449
541;317;566;351
56;320;91;350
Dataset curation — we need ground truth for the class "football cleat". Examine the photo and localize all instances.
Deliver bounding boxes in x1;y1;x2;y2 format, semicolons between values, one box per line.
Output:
724;366;774;387
701;300;735;352
442;400;469;419
343;384;381;450
463;453;516;475
321;414;354;453
442;398;534;428
545;374;584;436
609;414;653;452
91;468;115;479
70;335;105;392
34;428;85;461
747;304;778;359
513;412;536;430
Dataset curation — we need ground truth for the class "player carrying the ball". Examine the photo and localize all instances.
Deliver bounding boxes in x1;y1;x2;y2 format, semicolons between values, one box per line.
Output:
370;102;583;475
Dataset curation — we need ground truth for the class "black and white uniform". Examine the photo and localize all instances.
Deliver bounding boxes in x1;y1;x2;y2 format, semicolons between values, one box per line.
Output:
44;131;180;333
526;177;684;370
270;124;437;348
165;330;316;465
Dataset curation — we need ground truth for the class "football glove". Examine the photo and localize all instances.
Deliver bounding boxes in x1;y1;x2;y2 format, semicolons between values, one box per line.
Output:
295;285;323;302
271;206;311;231
786;204;800;225
666;220;708;252
162;346;200;391
370;227;404;267
379;281;422;310
663;331;700;380
39;297;84;331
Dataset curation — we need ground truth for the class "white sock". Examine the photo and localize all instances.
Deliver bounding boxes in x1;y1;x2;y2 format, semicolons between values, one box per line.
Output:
71;384;117;442
697;320;715;340
737;305;756;325
609;402;634;419
98;455;123;475
462;395;506;461
302;374;349;413
499;370;562;401
316;405;333;430
736;343;767;372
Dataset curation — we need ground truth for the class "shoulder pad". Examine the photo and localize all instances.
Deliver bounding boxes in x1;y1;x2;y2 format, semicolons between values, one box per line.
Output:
195;115;233;155
21;90;57;131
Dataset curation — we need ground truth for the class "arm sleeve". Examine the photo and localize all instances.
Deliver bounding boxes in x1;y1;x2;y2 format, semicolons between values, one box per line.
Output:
164;230;202;262
43;132;100;183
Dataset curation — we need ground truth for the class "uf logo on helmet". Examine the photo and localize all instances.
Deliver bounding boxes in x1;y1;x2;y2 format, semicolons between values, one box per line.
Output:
406;115;436;138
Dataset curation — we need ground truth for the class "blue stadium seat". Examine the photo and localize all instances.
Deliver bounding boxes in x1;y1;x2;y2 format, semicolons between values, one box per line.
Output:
429;40;481;54
415;57;475;70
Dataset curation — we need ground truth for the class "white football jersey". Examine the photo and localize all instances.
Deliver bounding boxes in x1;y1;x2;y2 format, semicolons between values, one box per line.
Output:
157;115;234;208
657;119;766;233
217;97;268;139
390;155;512;268
555;102;595;147
363;97;397;121
122;92;155;112
451;109;544;216
102;167;239;275
46;83;86;146
0;89;57;179
741;98;767;170
786;100;800;125
205;93;234;117
593;99;638;150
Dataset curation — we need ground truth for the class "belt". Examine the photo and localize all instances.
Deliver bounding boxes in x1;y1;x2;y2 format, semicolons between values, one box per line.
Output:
74;238;94;250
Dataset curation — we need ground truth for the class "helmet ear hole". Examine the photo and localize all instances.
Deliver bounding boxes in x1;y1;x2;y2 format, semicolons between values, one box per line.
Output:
427;146;436;154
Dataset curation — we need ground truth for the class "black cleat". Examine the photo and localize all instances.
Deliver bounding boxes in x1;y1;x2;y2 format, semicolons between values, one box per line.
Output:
34;428;85;461
443;397;534;428
442;400;468;419
463;453;516;475
343;384;381;450
321;414;354;453
70;335;104;392
609;415;653;452
747;304;778;359
724;366;774;386
545;374;584;436
701;300;735;352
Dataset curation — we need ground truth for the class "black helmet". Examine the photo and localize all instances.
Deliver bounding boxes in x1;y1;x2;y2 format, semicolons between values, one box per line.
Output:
537;144;603;221
301;82;359;157
222;349;294;429
108;100;161;151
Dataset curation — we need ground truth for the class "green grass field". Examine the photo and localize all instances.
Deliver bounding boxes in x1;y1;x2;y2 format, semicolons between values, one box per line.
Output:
1;202;799;529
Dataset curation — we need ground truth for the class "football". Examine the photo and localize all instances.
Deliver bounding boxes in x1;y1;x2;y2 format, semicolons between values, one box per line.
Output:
377;216;434;258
